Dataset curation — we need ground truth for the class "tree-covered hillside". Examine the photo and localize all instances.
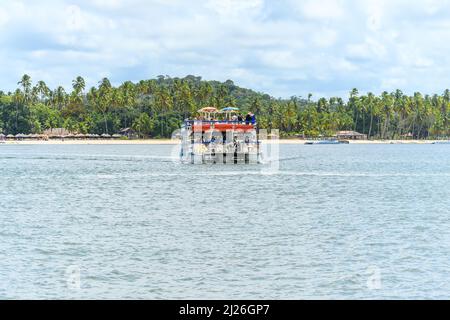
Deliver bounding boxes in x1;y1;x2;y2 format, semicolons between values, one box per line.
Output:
1;74;450;139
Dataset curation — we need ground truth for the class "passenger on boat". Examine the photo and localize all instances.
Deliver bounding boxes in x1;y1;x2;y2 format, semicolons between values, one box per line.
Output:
231;115;238;122
245;113;252;125
250;113;256;125
237;114;243;123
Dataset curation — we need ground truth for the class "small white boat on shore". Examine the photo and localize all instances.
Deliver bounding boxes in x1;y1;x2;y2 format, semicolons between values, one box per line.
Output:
305;139;349;145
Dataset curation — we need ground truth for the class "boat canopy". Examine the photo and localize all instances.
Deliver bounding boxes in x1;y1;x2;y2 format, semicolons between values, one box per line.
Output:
198;107;219;113
220;107;239;112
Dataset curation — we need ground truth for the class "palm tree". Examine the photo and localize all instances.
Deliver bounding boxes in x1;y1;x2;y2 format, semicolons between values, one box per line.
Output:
35;80;50;102
72;76;85;96
17;74;32;104
197;82;213;108
96;78;113;134
251;97;263;116
349;88;360;131
12;88;23;133
380;91;394;139
54;86;67;110
366;92;376;138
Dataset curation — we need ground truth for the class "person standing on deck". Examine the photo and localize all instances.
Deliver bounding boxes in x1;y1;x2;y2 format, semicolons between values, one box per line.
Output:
245;113;252;125
250;113;256;125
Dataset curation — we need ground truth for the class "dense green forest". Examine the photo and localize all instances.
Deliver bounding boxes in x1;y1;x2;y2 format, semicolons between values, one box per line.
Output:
1;74;450;139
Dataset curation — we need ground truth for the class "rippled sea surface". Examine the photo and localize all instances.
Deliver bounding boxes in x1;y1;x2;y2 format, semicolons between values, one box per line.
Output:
1;143;450;299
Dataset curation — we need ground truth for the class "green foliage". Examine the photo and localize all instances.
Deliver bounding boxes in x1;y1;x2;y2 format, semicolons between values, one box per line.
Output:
132;113;154;137
1;74;450;139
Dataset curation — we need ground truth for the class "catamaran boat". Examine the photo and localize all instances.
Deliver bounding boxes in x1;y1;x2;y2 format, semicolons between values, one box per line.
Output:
180;119;263;164
179;106;264;164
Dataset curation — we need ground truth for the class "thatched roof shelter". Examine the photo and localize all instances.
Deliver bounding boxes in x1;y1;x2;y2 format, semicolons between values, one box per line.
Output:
43;128;72;136
336;131;367;140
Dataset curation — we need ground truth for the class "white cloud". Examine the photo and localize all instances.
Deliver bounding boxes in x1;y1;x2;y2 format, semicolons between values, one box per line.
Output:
0;8;9;27
1;0;450;98
346;38;387;60
296;0;345;20
312;28;338;47
91;0;125;9
206;0;264;18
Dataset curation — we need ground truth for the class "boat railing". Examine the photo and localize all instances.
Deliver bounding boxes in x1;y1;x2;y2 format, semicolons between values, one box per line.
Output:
182;120;257;130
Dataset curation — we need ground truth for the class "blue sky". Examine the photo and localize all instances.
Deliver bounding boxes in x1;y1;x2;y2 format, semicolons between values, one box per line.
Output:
0;0;450;98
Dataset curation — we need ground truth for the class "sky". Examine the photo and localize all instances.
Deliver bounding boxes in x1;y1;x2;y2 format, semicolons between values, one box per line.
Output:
1;0;450;98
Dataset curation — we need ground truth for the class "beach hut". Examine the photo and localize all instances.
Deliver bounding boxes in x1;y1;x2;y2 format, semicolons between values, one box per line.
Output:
119;128;137;139
44;128;72;137
198;107;219;120
336;130;367;140
401;132;414;139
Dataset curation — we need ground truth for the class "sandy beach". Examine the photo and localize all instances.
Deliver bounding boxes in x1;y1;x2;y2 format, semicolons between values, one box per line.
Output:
0;139;442;145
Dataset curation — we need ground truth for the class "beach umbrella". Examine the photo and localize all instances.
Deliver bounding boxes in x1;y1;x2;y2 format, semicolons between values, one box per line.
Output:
220;107;239;112
75;133;85;139
0;133;5;138
6;134;14;139
112;134;122;139
101;133;111;138
220;107;240;120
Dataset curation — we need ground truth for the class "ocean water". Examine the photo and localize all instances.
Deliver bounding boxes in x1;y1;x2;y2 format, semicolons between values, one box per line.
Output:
1;143;450;299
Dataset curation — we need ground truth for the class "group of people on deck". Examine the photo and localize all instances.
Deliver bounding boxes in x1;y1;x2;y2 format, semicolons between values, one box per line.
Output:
231;112;256;125
192;112;256;125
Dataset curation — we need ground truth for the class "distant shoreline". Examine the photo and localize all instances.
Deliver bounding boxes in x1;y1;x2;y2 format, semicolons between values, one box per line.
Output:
0;139;445;145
